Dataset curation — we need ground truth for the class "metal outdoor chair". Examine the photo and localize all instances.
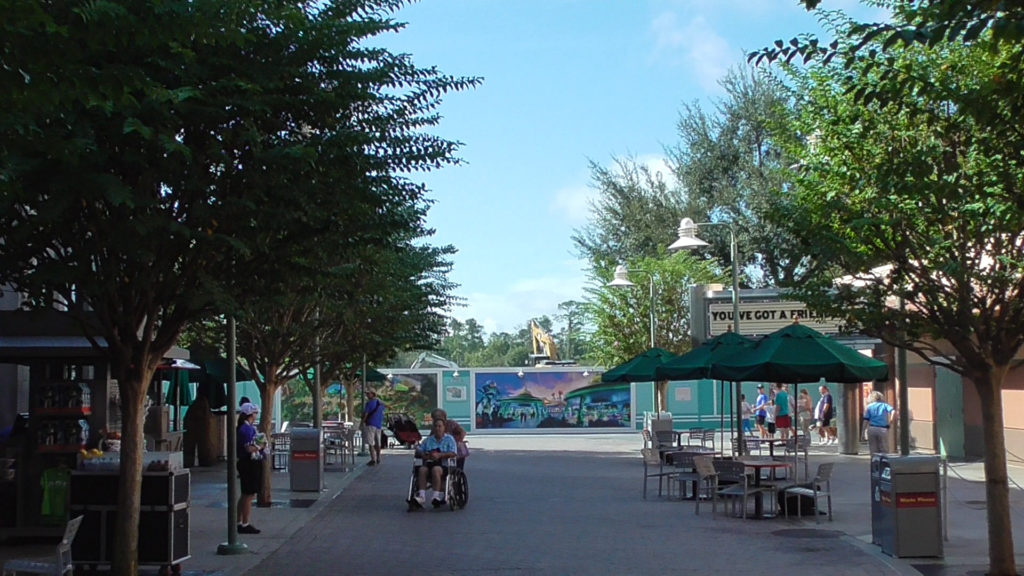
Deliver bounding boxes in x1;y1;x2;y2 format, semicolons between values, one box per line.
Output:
700;429;716;450
692;456;719;517
685;427;704;446
784;462;834;522
670;453;700;500
643;429;676;462
783;435;812;481
3;515;83;576
642;447;681;499
713;460;767;519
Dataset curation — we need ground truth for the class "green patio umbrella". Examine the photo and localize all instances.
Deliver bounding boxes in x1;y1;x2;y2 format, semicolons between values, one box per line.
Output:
655;331;756;456
358;367;388;382
710;321;889;384
654;331;755;381
601;347;678;383
188;358;255;410
602;347;677;413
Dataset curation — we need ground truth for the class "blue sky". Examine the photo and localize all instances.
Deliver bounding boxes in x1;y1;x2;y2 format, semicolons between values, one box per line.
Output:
382;0;883;335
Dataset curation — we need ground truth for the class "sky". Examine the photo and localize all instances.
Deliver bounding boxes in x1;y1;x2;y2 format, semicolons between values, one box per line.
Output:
381;0;884;336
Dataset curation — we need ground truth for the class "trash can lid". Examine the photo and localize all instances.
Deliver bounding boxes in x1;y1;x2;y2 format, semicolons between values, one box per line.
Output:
884;455;940;474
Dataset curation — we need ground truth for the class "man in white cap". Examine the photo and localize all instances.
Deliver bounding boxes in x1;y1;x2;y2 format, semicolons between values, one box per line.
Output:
753;384;769;438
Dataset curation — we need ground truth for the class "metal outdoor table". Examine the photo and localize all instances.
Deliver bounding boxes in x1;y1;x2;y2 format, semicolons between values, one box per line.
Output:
762;438;788;458
737;457;791;486
737;458;792;518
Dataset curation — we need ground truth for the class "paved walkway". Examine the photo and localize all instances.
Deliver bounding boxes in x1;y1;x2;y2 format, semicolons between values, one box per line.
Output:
3;434;1024;575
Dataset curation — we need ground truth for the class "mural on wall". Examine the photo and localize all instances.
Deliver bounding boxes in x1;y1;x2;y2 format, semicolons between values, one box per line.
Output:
475;371;630;429
380;372;438;425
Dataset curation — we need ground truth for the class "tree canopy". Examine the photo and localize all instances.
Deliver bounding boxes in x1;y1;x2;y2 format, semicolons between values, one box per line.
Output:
767;10;1024;574
0;1;476;574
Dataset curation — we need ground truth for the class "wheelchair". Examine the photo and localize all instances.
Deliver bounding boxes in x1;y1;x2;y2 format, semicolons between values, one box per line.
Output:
406;456;469;511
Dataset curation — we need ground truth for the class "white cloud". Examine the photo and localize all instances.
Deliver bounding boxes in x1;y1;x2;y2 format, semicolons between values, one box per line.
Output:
551;184;596;225
650;11;734;94
635;153;676;187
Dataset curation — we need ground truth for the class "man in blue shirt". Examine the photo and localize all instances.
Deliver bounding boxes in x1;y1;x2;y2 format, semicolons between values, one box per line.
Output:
754;384;770;438
862;391;895;454
413;419;457;508
362;389;385;466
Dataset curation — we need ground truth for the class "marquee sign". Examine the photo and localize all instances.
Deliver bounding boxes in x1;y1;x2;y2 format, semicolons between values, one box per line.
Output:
708;301;843;337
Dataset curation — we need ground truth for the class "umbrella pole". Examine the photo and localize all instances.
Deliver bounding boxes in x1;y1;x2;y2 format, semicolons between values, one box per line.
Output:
719;380;724;456
735;381;744;457
794;383;801;482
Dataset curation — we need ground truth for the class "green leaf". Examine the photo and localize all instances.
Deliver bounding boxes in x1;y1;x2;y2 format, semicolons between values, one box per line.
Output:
962;19;989;42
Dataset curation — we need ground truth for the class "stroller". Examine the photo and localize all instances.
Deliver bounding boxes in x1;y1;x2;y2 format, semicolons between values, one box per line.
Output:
386;412;422;448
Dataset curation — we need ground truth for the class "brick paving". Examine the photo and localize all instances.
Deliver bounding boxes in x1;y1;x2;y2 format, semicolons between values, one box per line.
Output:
3;433;1023;575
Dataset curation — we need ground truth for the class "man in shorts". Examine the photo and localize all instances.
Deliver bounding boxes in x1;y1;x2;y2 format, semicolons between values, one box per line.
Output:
413;418;457;508
774;383;791;440
754;384;769;438
815;385;835;445
362;389;385;465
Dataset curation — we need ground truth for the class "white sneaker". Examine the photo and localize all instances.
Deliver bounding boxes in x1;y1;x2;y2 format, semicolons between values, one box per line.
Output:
414;491;426;505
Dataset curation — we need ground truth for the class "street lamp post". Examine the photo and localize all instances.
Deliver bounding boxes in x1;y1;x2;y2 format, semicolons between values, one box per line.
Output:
607;265;656;348
668;218;740;337
669;217;743;455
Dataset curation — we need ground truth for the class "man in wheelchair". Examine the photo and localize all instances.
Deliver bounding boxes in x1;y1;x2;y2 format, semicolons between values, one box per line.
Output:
412;418;458;508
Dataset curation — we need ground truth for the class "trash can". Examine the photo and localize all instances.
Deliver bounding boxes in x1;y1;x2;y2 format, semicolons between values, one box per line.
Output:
289;428;323;492
870;455;885;545
874;455;943;558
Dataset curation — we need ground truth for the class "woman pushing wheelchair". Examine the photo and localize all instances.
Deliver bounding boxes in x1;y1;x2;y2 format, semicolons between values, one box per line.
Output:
412;419;457;508
408;411;469;511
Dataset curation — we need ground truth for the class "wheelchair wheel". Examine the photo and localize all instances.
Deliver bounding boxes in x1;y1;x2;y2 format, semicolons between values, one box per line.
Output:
448;467;468;510
407;465;423;511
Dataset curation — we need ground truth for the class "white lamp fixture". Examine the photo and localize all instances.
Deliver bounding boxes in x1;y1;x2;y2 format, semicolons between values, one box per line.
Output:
607;264;636;288
453;370;460;377
517;370;524;378
606;264;656;348
386;373;393;381
582;369;589;377
668;217;740;334
668;217;710;251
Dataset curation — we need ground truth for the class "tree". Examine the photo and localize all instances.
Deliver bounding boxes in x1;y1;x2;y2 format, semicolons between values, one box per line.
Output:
555;300;592;362
0;2;476;574
586;254;725;367
440;318;487;366
572;157;686;272
775;29;1024;576
669;67;808;287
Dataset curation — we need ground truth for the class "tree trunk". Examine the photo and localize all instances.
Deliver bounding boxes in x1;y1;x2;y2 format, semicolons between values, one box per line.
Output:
257;376;281;507
974;367;1016;576
345;381;356;425
109;368;150;576
655;380;668;413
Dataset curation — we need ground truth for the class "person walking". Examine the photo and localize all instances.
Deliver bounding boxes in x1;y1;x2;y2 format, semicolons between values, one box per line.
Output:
797;388;813;439
815;385;835;445
754;384;770;438
235;402;264;534
362;389;386;466
774;383;791;440
863;391;895;454
764;397;777;438
740;394;754;436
